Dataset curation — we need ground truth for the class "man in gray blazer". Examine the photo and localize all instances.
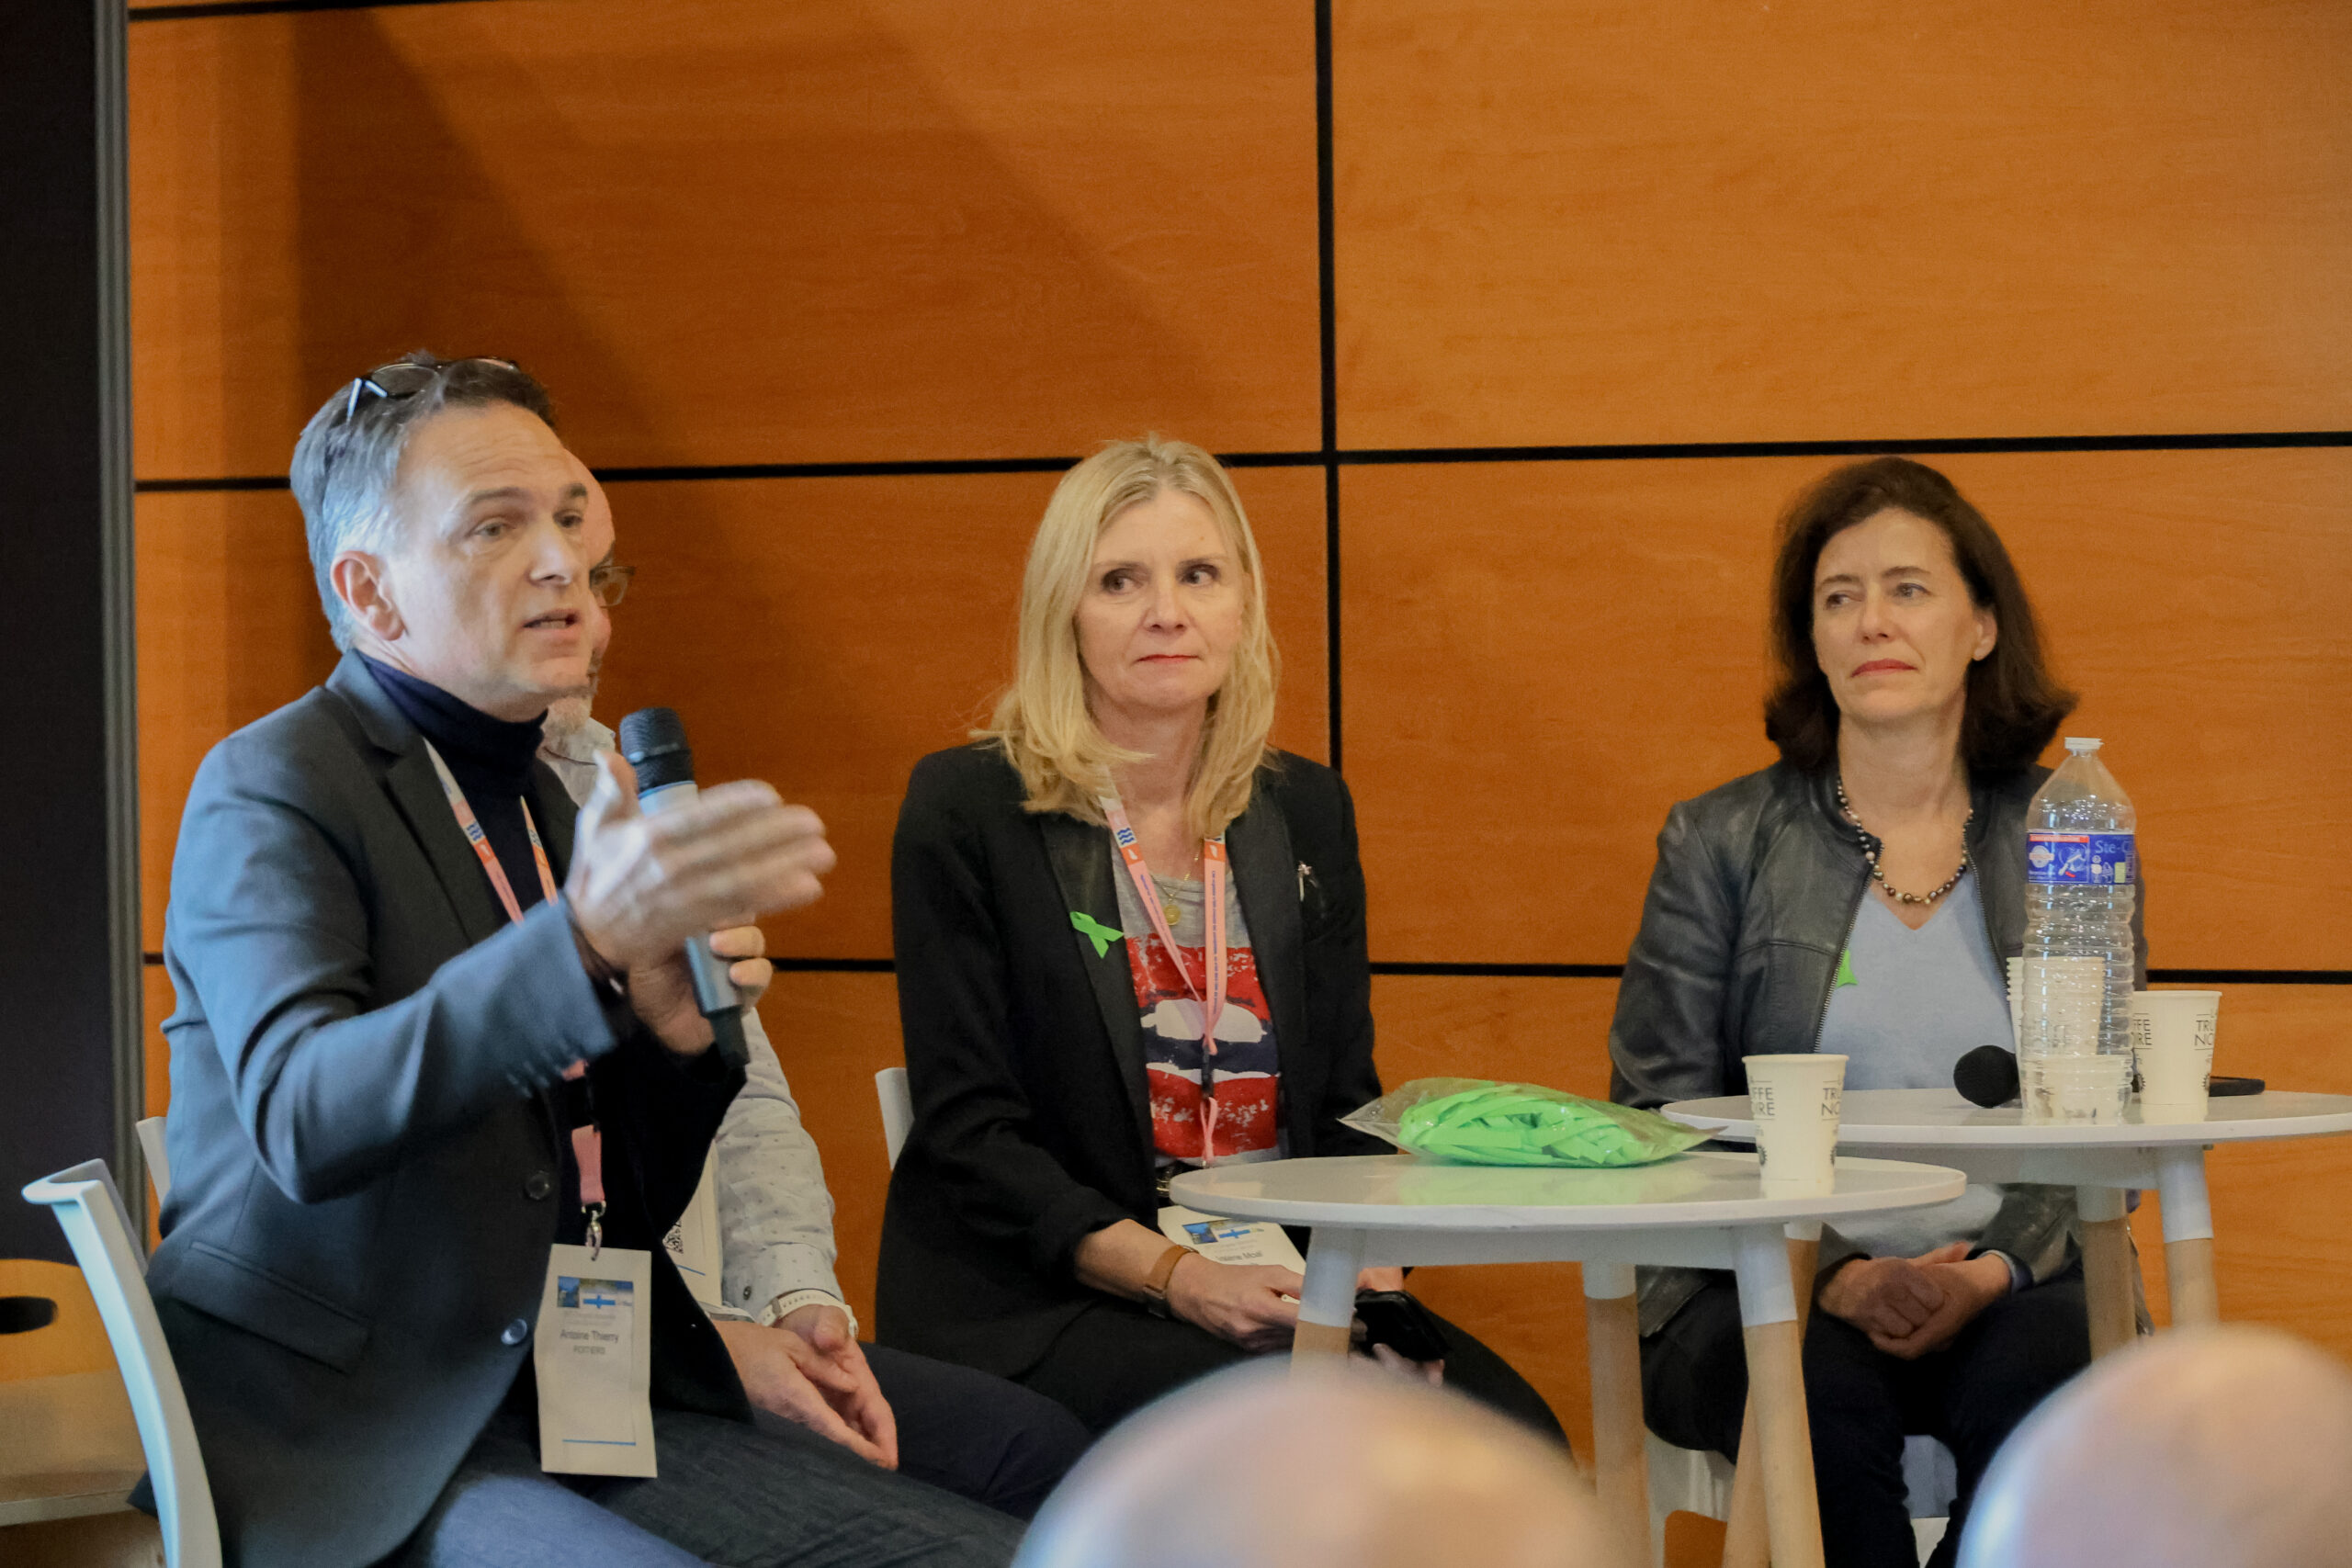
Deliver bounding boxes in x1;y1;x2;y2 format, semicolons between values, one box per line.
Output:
152;353;1020;1567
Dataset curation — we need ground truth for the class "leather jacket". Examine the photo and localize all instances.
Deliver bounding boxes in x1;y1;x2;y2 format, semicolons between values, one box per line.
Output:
1608;761;2149;1336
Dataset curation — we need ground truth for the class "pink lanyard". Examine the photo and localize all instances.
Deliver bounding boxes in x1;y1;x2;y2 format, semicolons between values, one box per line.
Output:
1100;795;1229;1163
423;744;606;1231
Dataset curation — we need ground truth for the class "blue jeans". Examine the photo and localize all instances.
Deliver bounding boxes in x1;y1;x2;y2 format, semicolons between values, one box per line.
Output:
390;1404;1022;1567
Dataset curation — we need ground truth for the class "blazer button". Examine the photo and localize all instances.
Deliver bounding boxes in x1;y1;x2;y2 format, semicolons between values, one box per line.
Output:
502;1318;530;1347
525;1170;554;1201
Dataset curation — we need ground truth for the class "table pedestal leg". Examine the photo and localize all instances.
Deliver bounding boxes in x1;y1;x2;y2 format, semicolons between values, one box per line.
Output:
1724;1225;1818;1568
2076;1183;2138;1357
1582;1261;1649;1562
1292;1226;1363;1359
1728;1224;1823;1568
2156;1147;2220;1326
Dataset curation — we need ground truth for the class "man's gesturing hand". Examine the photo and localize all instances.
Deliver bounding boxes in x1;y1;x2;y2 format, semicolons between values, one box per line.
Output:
566;751;833;1054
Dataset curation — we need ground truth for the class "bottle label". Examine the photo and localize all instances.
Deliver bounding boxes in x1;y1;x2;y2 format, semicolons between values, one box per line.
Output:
2026;831;2136;886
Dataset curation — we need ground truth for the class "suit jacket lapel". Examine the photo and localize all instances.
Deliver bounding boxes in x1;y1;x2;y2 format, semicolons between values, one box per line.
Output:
328;655;564;1156
528;762;579;884
1039;812;1152;1143
1225;784;1308;1106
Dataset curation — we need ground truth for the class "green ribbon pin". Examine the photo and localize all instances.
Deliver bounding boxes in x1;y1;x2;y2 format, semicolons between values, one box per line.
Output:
1070;911;1125;958
1834;949;1859;989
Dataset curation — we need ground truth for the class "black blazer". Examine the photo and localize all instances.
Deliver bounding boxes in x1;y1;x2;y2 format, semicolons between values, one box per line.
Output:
151;655;749;1568
875;743;1386;1378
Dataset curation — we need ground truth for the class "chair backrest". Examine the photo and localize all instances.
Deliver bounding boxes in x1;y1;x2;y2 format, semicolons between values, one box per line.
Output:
875;1066;913;1169
23;1159;220;1568
137;1115;171;1202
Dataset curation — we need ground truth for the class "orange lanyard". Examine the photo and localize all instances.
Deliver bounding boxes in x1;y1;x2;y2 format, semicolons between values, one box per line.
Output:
1101;795;1229;1163
423;743;605;1220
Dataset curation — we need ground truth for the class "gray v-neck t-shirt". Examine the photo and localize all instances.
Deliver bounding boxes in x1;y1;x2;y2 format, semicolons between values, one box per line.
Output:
1817;871;2015;1258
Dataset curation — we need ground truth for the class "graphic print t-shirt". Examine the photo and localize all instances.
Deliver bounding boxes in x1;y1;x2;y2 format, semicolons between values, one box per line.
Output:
1109;863;1282;1165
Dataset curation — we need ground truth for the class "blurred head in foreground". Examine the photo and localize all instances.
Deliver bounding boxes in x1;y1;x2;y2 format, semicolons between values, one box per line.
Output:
1962;1325;2352;1568
1015;1360;1620;1568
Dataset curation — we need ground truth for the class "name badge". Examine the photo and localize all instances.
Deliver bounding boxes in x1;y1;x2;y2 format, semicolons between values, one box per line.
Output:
1158;1204;1306;1272
535;1243;657;1477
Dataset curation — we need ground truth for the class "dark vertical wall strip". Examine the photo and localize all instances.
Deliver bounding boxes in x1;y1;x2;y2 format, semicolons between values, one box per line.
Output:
0;1;142;1258
1314;0;1342;773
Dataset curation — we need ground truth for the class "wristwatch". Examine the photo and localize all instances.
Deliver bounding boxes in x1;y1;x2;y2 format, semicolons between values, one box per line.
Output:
1140;1243;1191;1319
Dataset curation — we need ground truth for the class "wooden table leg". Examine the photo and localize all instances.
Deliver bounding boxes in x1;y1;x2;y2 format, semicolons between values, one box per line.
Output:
1723;1224;1818;1568
1582;1260;1650;1562
1291;1226;1363;1359
2156;1148;2220;1326
1731;1224;1824;1568
2076;1183;2138;1357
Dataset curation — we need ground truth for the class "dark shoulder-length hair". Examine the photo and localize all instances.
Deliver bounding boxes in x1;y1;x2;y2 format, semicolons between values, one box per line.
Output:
1763;457;2075;777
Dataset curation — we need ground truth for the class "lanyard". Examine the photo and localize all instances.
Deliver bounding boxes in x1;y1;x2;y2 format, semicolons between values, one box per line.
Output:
1100;795;1228;1164
424;743;607;1241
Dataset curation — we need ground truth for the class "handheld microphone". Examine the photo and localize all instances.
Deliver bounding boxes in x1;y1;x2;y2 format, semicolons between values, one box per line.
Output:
618;706;750;1072
1954;1044;2021;1109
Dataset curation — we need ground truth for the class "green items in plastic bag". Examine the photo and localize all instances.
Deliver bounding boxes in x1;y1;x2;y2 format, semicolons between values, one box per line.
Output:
1341;1077;1708;1168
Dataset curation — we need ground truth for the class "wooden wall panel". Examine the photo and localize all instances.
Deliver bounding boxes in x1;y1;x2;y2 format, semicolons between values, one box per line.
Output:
1334;0;2352;449
1343;450;2352;969
129;0;1319;479
596;465;1329;959
134;491;337;952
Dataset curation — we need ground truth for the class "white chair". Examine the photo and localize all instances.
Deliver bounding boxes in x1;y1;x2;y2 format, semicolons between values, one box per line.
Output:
1645;1430;1953;1566
22;1158;221;1568
876;1066;913;1169
138;1114;171;1201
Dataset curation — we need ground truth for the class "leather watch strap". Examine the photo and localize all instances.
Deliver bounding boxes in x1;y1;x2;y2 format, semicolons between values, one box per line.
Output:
1140;1243;1191;1315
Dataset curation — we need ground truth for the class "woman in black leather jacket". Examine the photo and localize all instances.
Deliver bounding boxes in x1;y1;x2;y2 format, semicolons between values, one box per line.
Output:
1610;457;2145;1568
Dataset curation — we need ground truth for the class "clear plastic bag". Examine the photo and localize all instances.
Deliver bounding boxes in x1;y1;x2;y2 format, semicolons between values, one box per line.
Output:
1341;1077;1708;1168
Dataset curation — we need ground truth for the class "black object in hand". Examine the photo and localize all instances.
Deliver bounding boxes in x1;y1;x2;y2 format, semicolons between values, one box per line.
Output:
1353;1290;1450;1363
1954;1044;2021;1108
617;706;750;1072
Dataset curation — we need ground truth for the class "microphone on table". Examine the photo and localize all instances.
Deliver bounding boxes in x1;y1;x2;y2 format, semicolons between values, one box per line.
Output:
618;706;750;1073
1954;1045;2020;1109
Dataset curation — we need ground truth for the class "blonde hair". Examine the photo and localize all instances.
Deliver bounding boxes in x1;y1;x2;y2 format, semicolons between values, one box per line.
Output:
979;435;1279;839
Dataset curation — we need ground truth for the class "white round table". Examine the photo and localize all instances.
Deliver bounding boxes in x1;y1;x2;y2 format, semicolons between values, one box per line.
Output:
1170;1149;1965;1568
1664;1088;2352;1352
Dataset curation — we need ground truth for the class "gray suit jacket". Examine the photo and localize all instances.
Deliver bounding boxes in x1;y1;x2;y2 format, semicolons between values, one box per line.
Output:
1608;761;2148;1336
151;655;748;1568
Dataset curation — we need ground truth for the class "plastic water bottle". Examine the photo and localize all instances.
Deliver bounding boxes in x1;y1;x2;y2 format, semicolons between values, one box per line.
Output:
2018;738;2137;1123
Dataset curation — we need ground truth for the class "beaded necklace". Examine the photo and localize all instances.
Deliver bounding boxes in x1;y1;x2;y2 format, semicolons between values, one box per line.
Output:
1835;774;1973;907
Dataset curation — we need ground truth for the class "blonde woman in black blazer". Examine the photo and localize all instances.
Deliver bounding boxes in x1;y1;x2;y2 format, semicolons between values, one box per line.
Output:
876;435;1559;1440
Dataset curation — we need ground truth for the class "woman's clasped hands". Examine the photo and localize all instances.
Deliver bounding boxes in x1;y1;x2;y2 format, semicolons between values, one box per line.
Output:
1815;1242;2015;1359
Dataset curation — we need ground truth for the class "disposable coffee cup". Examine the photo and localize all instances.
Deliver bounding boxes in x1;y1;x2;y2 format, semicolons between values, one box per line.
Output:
1744;1054;1847;1198
2131;989;2220;1123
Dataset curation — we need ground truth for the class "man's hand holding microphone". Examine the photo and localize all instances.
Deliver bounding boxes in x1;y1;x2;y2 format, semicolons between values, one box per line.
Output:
562;730;833;1059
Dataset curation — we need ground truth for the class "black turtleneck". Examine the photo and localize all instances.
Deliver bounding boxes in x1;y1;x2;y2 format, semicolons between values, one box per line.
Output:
360;655;556;910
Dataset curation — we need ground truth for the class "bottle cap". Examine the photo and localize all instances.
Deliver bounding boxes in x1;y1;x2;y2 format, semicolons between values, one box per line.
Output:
2064;737;2102;754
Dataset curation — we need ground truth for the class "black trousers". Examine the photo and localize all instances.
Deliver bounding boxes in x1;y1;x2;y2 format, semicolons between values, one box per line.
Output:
1640;1266;2090;1568
1014;1296;1567;1447
858;1342;1091;1519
